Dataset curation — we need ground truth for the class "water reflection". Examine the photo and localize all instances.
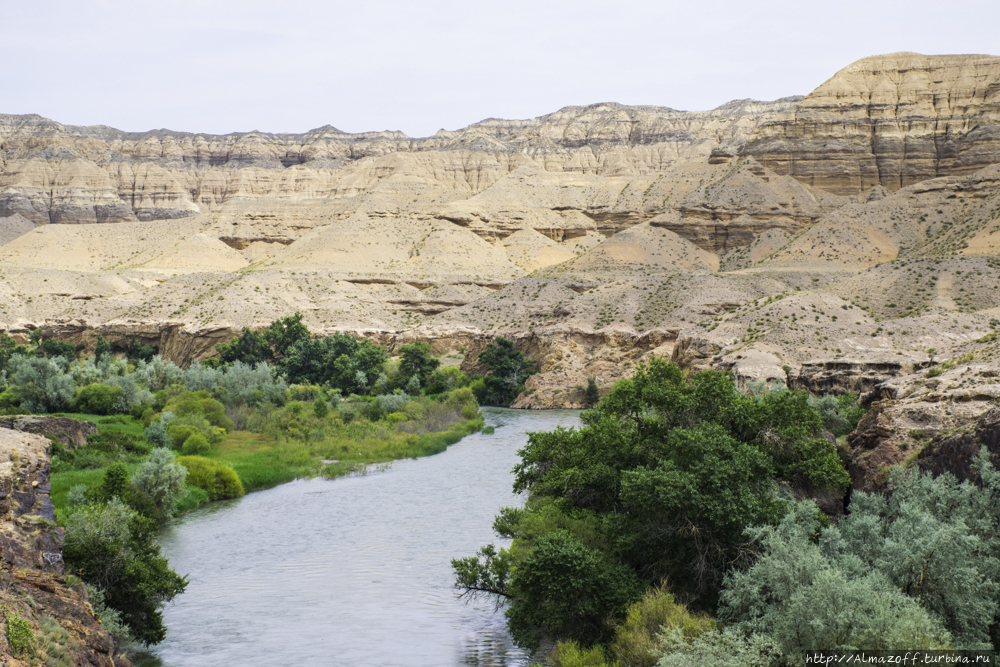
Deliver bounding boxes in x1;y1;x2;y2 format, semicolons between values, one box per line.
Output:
141;408;581;667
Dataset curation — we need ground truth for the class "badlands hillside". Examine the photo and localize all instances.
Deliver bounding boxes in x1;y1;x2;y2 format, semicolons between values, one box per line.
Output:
3;51;1000;483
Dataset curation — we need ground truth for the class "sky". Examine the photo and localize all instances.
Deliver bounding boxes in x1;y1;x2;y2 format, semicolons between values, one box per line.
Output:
3;0;998;138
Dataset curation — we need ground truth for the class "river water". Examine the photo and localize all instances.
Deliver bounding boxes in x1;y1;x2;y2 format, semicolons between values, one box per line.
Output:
139;408;582;667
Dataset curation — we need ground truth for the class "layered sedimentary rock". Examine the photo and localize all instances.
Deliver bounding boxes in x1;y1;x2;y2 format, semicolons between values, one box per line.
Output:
744;53;1000;194
0;99;800;228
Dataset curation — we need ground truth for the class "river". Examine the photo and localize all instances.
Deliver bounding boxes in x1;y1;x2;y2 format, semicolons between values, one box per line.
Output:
138;408;582;667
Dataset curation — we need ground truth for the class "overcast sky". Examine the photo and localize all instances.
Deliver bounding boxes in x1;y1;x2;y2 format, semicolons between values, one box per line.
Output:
3;0;998;137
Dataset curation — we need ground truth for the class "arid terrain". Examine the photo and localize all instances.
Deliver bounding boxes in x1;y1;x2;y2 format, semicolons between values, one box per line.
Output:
3;52;1000;481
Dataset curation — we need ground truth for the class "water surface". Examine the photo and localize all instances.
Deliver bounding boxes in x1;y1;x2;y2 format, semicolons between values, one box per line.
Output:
143;408;581;667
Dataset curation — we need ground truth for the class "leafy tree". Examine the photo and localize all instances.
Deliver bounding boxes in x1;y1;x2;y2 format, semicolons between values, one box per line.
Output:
397;341;439;390
454;532;642;649
282;333;388;393
586;377;599;406
216;327;271;365
94;334;111;362
63;498;187;644
264;313;311;361
0;332;17;373
455;359;849;649
99;462;132;503
73;383;126;415
478;337;537;406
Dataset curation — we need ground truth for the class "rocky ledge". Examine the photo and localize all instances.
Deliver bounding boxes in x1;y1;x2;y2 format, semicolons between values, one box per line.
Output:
0;427;126;666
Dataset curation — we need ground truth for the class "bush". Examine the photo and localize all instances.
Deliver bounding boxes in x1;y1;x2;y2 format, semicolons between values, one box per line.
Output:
144;420;170;447
7;355;75;413
165;422;201;449
3;606;37;658
547;641;615;667
130;448;188;520
63;498;186;644
0;388;19;408
719;502;953;658
609;585;714;667
181;433;211;455
164;391;233;432
73;383;126;415
313;397;329;419
376;393;409;414
655;628;781;667
176;456;245;501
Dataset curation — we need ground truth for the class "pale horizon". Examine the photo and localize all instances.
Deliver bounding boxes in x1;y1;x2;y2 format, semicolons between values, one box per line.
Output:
4;0;998;137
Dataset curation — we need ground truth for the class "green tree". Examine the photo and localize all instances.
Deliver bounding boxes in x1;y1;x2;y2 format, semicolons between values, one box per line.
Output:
282;334;388;393
454;359;849;649
63;498;187;644
0;332;17;373
585;377;599;406
478;337;537;406
313;397;329;419
94;334;111;362
215;327;271;365
264;313;311;361
73;383;126;415
99;462;131;503
397;341;440;390
130;448;188;521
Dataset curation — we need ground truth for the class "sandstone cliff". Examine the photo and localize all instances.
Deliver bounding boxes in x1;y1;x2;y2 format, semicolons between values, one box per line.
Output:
744;53;1000;194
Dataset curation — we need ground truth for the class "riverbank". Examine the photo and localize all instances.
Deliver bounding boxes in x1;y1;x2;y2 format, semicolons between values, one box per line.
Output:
143;408;582;667
48;391;484;520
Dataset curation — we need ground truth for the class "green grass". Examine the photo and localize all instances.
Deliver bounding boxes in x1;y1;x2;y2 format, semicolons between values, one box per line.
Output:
48;397;484;516
208;415;484;492
49;414;149;521
51;413;146;438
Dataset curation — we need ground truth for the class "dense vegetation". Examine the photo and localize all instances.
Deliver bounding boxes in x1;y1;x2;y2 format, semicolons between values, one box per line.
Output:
450;358;1000;665
0;318;484;655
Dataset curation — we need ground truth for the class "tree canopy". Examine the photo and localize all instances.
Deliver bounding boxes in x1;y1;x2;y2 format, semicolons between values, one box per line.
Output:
454;358;850;650
477;337;537;406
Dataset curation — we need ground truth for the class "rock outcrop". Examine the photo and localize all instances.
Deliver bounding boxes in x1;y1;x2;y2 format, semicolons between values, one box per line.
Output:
0;428;126;666
0;417;97;450
745;53;1000;194
916;404;1000;482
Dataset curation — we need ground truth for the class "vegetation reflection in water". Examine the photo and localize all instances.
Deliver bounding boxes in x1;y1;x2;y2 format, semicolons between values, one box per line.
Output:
136;408;582;667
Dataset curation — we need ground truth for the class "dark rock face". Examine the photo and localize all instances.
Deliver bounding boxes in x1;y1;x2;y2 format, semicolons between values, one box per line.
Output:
845;400;904;493
0;416;98;450
795;357;928;398
916;404;1000;482
0;427;128;666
